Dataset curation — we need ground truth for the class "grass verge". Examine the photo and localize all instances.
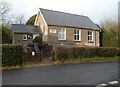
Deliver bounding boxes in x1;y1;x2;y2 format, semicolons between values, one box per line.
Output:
54;56;120;64
2;57;120;70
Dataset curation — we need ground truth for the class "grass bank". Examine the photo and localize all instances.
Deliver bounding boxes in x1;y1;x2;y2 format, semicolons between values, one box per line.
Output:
55;57;120;64
2;57;120;70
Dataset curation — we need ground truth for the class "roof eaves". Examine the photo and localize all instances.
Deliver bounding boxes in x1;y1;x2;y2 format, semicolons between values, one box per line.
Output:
48;24;100;30
39;8;48;26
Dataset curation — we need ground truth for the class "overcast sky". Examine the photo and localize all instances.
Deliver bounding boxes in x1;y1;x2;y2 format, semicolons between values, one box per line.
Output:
7;0;119;24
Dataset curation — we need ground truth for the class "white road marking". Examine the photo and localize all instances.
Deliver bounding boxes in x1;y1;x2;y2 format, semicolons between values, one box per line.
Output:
96;83;107;87
108;81;119;84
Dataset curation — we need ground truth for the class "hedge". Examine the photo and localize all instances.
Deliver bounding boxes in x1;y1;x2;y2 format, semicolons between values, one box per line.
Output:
53;45;119;61
33;36;42;43
2;44;24;66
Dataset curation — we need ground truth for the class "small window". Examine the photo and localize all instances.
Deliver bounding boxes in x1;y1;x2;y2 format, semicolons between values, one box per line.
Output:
88;31;93;41
74;29;81;41
27;34;33;39
58;28;66;40
23;34;27;40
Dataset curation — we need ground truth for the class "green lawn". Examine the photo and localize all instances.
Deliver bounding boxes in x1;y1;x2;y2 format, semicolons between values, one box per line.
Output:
63;56;120;63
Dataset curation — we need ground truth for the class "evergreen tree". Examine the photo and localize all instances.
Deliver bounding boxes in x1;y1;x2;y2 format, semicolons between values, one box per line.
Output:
26;14;37;25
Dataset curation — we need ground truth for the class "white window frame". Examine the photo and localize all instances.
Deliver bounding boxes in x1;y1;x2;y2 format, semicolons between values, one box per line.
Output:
58;28;66;40
23;34;27;40
74;29;81;41
88;31;93;41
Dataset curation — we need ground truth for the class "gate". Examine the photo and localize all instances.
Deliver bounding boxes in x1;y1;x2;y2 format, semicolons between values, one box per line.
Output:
38;44;53;64
25;44;53;63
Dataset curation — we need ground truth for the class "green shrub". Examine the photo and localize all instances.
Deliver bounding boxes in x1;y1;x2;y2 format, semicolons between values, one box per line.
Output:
118;48;120;57
26;14;37;25
0;45;2;67
33;36;42;43
97;47;118;57
53;45;118;61
2;44;24;66
53;45;71;61
1;26;12;44
71;47;86;58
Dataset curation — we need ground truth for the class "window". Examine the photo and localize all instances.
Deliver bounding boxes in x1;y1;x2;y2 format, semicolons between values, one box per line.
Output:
58;28;66;40
27;34;33;39
23;34;27;40
88;31;93;41
74;29;81;41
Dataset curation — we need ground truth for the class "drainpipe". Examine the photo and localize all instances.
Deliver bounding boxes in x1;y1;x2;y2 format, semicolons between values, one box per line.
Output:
12;33;14;44
94;29;96;47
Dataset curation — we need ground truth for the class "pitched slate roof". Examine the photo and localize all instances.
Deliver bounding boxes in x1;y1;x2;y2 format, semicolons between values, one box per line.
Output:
40;8;100;30
12;24;41;34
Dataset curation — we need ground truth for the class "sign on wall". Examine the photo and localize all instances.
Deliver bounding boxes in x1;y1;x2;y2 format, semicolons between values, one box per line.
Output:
32;51;35;56
50;29;57;33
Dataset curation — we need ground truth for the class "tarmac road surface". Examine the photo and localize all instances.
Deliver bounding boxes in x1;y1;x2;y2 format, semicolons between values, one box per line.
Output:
2;62;119;85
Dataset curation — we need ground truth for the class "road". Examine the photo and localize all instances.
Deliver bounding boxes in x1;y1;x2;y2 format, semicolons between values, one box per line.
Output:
2;62;119;85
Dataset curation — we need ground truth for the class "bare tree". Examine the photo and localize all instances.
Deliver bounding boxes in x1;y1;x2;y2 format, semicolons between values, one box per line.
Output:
14;15;26;24
100;17;118;30
100;16;118;47
100;17;118;34
0;0;13;26
0;0;10;21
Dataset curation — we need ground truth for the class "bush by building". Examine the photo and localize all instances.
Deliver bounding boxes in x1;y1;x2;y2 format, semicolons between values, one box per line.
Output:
0;26;12;44
33;36;42;44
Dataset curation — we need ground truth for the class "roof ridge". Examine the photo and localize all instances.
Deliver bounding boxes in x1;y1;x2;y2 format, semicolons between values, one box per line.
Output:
12;24;39;27
39;8;100;30
39;8;88;18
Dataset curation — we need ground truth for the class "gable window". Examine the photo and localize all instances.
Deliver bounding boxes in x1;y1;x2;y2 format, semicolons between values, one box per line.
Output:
27;34;33;39
23;34;27;40
74;29;81;41
88;31;93;41
58;28;66;40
